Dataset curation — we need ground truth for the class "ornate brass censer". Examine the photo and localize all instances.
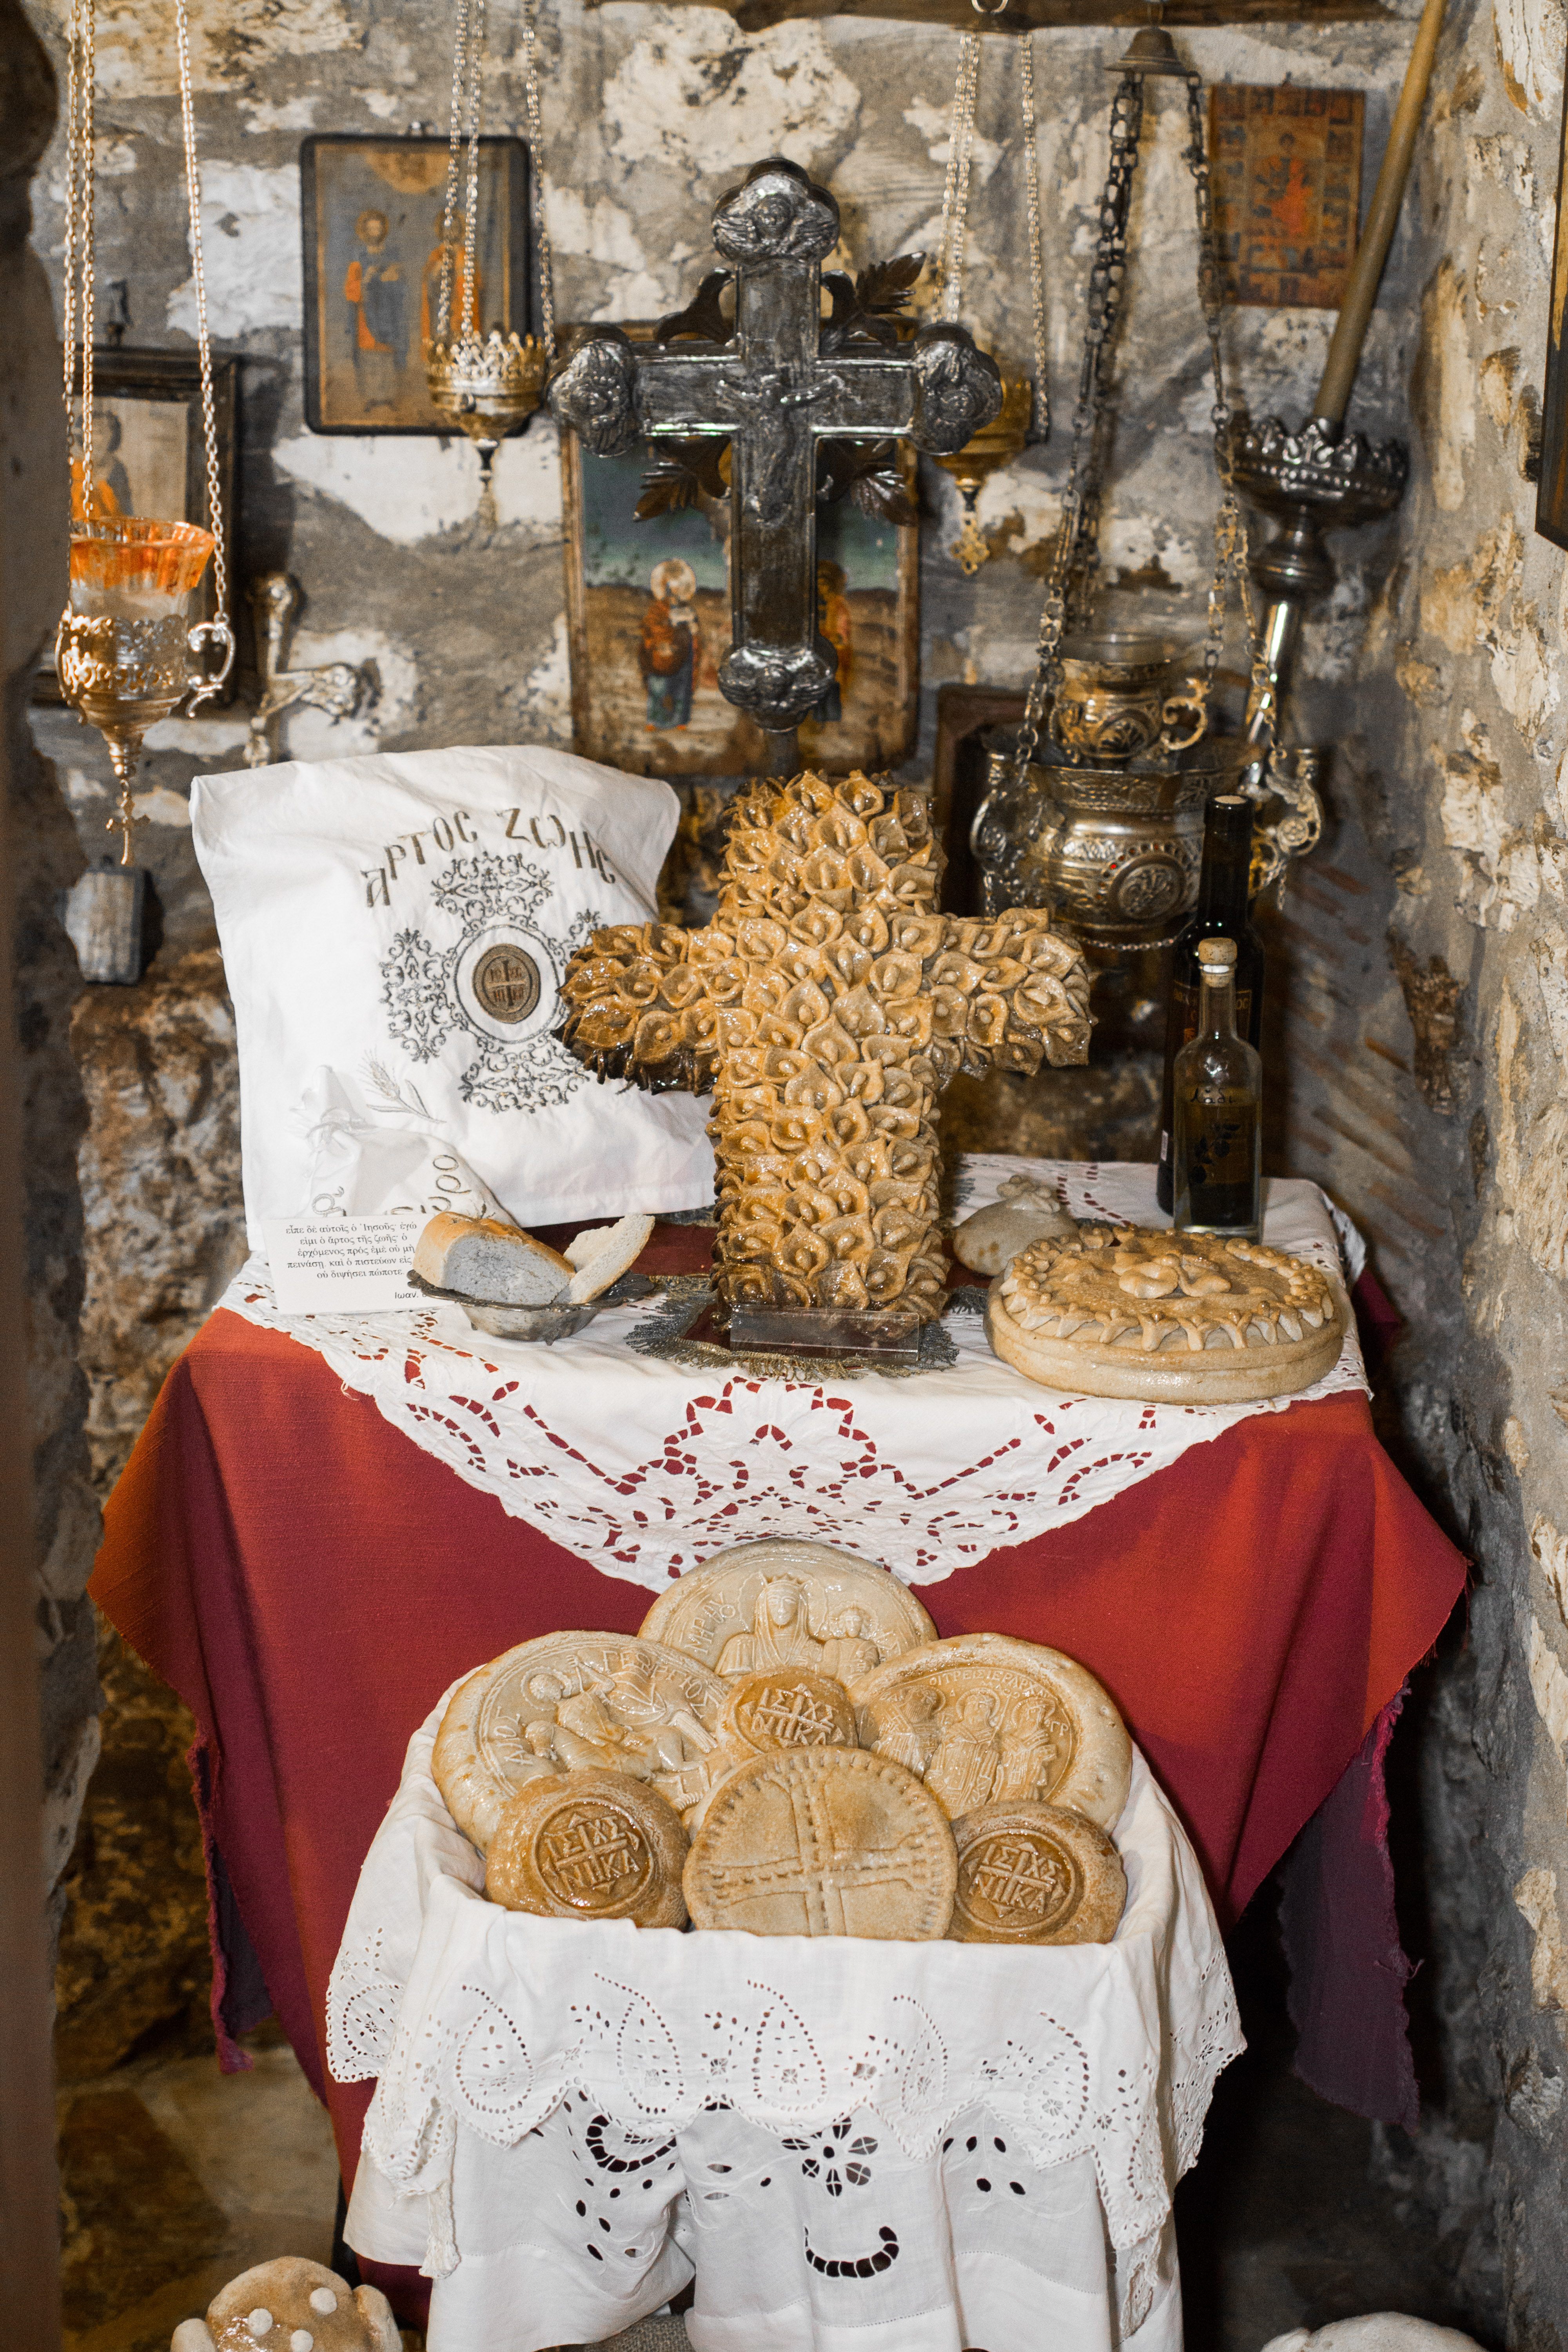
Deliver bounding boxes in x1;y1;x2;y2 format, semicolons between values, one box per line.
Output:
56;0;234;866
425;0;554;525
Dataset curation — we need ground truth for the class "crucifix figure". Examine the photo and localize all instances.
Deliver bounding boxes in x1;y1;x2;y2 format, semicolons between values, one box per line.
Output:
559;769;1090;1324
549;157;1004;774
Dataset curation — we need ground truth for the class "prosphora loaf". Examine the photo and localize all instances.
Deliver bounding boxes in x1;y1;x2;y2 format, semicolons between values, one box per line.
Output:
684;1745;956;1938
485;1769;689;1927
947;1799;1126;1945
412;1211;573;1304
851;1632;1132;1830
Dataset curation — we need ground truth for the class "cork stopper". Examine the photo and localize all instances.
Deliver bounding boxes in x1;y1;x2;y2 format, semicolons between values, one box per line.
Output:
1198;938;1237;971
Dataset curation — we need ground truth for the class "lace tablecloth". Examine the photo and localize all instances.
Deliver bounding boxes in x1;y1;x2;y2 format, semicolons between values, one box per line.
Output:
332;1700;1243;2352
220;1157;1367;1588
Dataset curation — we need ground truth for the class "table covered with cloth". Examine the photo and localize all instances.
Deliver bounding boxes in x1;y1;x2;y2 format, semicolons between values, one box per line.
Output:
331;1705;1242;2352
88;1158;1466;2323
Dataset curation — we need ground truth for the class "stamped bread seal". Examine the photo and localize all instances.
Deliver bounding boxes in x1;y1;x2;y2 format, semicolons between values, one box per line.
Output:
947;1800;1126;1945
434;1633;729;1851
640;1538;935;1681
986;1226;1346;1404
684;1746;956;1938
851;1634;1132;1830
485;1769;689;1928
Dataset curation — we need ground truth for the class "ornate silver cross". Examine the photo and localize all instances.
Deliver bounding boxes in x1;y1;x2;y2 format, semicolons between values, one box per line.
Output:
550;156;1003;774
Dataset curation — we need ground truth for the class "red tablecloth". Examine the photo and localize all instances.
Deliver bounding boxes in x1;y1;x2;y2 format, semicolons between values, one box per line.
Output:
91;1289;1464;2308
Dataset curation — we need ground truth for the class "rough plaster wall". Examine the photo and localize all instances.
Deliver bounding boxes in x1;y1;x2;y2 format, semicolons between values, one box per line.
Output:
3;0;102;1957
1256;0;1568;2331
31;0;1568;2327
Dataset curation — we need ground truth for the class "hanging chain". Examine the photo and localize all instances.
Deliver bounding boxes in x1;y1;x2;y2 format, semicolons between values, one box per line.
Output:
173;0;227;615
461;0;486;339
1180;68;1262;729
437;0;472;346
1010;65;1143;779
1019;34;1049;443
62;0;98;514
938;31;982;324
520;0;556;363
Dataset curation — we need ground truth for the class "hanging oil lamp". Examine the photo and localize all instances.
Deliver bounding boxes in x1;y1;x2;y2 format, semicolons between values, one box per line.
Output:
55;0;234;874
425;0;554;526
931;24;1049;574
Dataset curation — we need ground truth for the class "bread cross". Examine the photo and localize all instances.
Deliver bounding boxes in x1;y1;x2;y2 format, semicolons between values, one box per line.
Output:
559;769;1090;1323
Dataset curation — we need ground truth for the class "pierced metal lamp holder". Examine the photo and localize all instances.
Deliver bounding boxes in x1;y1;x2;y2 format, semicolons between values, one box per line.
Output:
1231;413;1409;735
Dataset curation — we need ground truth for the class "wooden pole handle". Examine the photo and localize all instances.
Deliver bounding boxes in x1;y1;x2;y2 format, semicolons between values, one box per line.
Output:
1314;0;1446;426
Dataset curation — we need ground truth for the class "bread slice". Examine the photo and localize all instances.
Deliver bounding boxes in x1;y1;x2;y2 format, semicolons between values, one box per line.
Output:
412;1212;572;1305
564;1212;653;1302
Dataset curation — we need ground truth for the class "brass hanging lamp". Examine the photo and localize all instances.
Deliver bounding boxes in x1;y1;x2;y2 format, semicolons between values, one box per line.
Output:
56;0;235;867
425;0;555;526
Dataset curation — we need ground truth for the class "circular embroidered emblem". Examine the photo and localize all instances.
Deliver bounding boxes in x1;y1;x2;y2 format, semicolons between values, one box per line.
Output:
473;940;542;1024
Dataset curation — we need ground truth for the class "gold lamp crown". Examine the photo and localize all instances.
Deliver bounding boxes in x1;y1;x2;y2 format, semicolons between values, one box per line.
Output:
934;376;1036;575
426;327;548;434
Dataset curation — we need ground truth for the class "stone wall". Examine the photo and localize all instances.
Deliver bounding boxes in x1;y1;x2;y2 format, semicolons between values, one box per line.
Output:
26;0;1568;2330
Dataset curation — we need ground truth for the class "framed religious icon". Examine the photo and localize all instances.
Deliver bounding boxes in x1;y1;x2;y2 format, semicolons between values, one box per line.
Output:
299;133;532;433
1209;85;1364;309
1538;85;1568;545
35;345;239;703
560;429;919;779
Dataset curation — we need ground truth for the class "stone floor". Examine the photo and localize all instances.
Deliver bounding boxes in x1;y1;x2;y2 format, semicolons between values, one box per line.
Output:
58;2030;338;2352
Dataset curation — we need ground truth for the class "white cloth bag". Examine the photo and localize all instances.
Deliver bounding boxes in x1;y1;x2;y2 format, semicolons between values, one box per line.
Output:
191;746;715;1245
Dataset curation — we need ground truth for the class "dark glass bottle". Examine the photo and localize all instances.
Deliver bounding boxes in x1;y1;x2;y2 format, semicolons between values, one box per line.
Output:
1155;794;1263;1212
1172;938;1262;1239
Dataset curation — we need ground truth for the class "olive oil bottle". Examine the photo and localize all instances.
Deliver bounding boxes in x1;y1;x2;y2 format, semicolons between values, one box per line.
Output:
1156;795;1263;1212
1172;937;1262;1240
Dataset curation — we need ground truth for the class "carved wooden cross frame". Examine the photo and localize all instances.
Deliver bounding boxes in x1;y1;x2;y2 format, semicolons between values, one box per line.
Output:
549;157;1004;773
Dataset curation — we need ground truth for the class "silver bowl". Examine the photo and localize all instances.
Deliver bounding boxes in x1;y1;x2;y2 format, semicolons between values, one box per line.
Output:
407;1268;655;1341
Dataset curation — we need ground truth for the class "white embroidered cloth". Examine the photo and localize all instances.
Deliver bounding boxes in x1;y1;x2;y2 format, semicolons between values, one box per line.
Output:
331;1701;1243;2352
218;1156;1367;1589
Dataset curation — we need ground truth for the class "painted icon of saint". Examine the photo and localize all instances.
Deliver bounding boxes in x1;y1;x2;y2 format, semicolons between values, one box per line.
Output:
345;208;406;414
640;557;702;731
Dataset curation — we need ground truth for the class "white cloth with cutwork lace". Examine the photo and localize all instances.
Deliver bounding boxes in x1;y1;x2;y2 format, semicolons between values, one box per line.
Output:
330;1699;1243;2352
216;1154;1367;1592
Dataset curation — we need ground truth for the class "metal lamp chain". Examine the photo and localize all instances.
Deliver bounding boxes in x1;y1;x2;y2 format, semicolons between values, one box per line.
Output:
521;0;556;364
62;0;98;509
1011;66;1143;780
437;0;472;347
938;31;982;324
173;0;227;614
461;0;486;340
1019;35;1049;443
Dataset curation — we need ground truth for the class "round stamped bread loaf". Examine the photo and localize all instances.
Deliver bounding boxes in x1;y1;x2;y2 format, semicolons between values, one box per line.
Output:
640;1537;935;1679
986;1225;1346;1405
684;1746;956;1939
947;1800;1126;1945
485;1769;689;1928
412;1211;573;1305
851;1633;1131;1831
434;1632;729;1851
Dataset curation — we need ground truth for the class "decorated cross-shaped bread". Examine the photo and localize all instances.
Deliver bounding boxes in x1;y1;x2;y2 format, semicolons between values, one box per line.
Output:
558;769;1091;1323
